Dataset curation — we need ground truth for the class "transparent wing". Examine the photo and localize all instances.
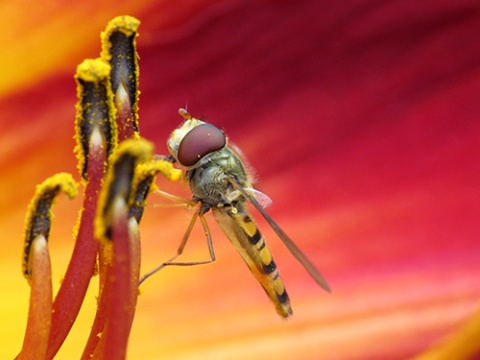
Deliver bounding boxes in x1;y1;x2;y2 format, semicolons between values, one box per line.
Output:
244;188;272;208
229;177;331;292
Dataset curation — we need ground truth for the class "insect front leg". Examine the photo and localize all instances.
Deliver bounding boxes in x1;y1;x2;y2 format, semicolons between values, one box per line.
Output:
153;154;176;163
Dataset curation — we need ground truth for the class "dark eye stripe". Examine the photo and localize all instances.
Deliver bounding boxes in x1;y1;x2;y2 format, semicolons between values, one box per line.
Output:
177;123;226;166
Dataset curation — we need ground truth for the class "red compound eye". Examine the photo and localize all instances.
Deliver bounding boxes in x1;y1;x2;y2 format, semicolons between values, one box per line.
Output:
177;123;226;166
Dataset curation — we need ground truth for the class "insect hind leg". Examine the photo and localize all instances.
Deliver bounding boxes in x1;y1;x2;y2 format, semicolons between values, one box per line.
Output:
139;203;216;285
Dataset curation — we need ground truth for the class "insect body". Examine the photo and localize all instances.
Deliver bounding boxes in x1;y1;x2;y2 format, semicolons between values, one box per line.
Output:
149;108;330;317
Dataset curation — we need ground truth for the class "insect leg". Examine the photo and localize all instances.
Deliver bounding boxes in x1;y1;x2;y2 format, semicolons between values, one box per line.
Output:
138;203;216;285
153;154;176;163
163;204;216;264
153;189;191;205
198;210;216;262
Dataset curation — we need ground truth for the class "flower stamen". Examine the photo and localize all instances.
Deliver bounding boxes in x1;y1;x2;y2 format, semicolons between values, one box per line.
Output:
101;16;141;140
74;58;117;179
22;173;78;280
18;173;77;360
89;139;152;359
129;159;184;222
46;59;117;359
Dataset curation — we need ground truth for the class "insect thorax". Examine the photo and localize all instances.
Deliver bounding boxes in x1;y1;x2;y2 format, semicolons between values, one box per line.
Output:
188;147;249;208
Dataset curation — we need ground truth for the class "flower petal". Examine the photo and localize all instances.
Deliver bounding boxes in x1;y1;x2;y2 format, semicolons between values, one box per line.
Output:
3;1;480;359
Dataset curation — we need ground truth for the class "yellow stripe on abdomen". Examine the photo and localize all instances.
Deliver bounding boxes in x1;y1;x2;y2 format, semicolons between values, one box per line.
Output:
213;207;292;317
239;214;292;317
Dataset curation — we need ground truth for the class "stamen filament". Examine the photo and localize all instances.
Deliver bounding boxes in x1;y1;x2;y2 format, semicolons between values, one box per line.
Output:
103;195;132;359
89;139;152;358
17;235;52;360
45;56;118;359
46;127;108;359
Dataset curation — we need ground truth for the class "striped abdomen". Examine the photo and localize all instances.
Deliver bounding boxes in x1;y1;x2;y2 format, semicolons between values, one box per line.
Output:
212;205;292;317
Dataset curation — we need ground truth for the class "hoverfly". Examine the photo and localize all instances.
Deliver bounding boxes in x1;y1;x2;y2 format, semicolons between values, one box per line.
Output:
140;108;330;317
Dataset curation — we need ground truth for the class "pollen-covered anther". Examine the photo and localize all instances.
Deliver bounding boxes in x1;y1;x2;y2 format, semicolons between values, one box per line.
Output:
101;16;141;139
95;138;153;244
115;80;131;112
22;173;78;281
74;58;117;180
129;158;184;222
114;80;135;140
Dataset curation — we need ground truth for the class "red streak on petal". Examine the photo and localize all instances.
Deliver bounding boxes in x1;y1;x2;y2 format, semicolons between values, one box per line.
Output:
1;1;238;97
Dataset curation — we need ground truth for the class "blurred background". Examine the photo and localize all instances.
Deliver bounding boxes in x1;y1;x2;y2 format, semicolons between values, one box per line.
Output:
1;0;480;359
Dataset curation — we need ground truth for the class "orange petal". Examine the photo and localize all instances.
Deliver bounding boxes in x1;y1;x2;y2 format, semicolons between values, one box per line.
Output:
3;1;480;359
